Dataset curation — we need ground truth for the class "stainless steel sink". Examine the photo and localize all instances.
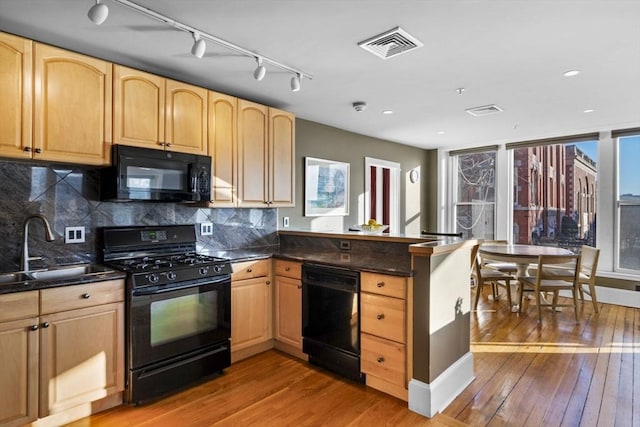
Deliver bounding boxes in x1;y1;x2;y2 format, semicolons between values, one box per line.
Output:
27;264;115;281
0;271;31;284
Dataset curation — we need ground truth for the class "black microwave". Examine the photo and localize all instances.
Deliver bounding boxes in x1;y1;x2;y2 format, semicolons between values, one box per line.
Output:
100;145;211;203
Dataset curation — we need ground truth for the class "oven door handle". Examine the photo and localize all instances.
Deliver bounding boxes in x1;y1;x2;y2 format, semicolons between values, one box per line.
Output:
137;344;229;379
133;275;230;296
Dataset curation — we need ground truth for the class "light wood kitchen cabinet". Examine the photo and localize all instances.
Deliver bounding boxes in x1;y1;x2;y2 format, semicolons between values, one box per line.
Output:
0;291;39;427
230;259;273;359
208;90;238;206
0;280;124;427
237;100;295;207
34;43;112;165
113;65;208;155
360;271;408;401
0;32;32;160
273;259;304;358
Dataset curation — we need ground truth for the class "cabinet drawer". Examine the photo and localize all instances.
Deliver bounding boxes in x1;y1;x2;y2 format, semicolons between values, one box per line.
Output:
361;333;406;388
273;259;301;279
40;279;125;314
0;291;39;322
361;272;406;299
361;293;405;343
232;259;270;281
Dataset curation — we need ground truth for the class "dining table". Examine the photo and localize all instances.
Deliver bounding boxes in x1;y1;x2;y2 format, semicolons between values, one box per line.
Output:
478;244;575;311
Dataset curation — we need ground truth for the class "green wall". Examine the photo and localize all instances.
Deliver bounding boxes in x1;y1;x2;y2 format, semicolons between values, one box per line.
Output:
278;119;437;234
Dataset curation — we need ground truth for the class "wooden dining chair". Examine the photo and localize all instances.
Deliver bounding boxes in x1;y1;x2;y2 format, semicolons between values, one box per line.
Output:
576;245;600;313
471;245;515;310
480;240;518;274
517;254;581;323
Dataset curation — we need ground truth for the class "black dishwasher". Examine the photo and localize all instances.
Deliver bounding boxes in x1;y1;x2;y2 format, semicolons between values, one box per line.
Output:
302;264;364;383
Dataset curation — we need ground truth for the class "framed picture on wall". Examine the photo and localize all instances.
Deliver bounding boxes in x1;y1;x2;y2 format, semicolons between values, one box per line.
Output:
304;157;350;216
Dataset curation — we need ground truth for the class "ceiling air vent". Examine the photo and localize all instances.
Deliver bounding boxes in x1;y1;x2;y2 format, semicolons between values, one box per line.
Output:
358;27;423;60
465;104;504;117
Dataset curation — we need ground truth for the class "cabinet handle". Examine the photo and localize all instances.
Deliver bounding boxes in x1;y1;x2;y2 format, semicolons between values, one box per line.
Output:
266;280;271;285
24;146;32;152
285;267;290;272
377;356;385;363
247;268;253;273
82;293;91;299
376;313;385;320
377;282;385;288
41;322;50;328
166;143;172;147
297;285;302;289
35;148;42;153
30;324;39;331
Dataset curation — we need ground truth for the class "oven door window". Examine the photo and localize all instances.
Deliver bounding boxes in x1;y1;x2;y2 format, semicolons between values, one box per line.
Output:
131;280;230;368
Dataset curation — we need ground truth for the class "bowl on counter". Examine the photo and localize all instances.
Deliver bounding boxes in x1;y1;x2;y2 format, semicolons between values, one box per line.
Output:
349;224;389;235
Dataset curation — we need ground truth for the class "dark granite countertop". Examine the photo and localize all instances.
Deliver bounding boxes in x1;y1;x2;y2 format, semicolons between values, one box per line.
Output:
201;246;277;263
274;250;413;276
0;266;126;295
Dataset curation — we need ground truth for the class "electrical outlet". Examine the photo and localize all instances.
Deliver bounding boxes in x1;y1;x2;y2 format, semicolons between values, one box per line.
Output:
200;222;213;236
283;217;290;228
65;226;85;244
340;240;351;251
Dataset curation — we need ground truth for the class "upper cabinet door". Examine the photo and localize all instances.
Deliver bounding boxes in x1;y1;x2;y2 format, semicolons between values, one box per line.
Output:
113;65;165;150
237;100;269;207
208;90;237;207
0;32;32;159
165;79;208;155
269;108;295;207
34;43;112;165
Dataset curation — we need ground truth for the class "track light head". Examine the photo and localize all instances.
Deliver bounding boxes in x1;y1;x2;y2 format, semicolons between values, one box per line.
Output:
253;58;266;81
290;73;301;92
88;0;109;25
191;33;206;58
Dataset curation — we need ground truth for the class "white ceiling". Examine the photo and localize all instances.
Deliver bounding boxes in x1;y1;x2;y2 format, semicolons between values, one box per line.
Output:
1;0;639;151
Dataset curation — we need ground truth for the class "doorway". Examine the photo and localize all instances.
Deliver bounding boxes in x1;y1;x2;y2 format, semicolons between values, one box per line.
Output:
364;157;400;233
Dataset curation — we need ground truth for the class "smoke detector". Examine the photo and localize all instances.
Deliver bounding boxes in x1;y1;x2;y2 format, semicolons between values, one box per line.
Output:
358;27;423;60
352;102;367;112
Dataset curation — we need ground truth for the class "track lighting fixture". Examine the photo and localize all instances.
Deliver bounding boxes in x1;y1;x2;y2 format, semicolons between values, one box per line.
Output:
191;32;206;59
88;0;109;25
253;58;266;81
290;73;301;92
88;0;312;91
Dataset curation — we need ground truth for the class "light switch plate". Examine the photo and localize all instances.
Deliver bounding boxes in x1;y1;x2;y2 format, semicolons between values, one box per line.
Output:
201;222;213;236
65;226;85;243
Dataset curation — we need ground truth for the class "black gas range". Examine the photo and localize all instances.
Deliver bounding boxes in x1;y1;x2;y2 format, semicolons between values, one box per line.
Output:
101;224;232;405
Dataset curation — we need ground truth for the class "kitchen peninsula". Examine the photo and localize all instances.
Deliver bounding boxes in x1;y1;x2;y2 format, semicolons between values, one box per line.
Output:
276;229;478;418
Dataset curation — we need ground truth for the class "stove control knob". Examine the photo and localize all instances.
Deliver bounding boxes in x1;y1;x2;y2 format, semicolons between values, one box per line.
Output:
147;273;159;283
166;271;176;281
213;265;223;273
199;266;209;276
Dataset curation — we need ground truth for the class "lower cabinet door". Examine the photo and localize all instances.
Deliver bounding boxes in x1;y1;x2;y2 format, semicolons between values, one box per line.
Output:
39;302;124;416
231;277;272;351
0;317;39;427
274;275;302;349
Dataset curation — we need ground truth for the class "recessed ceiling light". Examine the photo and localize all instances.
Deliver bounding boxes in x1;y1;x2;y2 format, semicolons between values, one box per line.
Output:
583;109;595;113
563;70;581;77
437;131;445;135
382;110;393;115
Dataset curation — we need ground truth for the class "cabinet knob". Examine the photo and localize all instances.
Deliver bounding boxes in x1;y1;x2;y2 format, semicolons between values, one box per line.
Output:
34;148;42;154
266;280;271;285
377;282;385;288
24;146;32;152
158;142;166;146
377;356;385;363
285;267;290;271
297;285;302;289
376;313;385;320
30;324;39;331
166;143;172;147
82;293;91;299
41;322;50;328
247;268;253;273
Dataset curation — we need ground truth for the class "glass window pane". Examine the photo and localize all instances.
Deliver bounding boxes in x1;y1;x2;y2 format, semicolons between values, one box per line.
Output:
456;203;495;240
619;205;640;270
619;136;640;199
512;141;597;251
457;152;496;203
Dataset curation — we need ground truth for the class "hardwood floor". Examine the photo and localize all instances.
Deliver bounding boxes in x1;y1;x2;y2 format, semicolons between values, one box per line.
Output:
66;289;639;427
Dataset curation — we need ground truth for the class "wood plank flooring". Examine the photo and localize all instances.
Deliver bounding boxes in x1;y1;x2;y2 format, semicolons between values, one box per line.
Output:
65;289;639;427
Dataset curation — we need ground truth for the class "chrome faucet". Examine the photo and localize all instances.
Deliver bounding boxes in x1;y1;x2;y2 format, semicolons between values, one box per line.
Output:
21;214;55;271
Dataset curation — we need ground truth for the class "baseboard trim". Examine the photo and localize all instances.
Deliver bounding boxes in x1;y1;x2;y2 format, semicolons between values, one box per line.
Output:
408;352;474;418
560;285;640;309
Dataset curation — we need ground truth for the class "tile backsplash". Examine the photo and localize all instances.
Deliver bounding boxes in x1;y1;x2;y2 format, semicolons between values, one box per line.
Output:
0;160;277;272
